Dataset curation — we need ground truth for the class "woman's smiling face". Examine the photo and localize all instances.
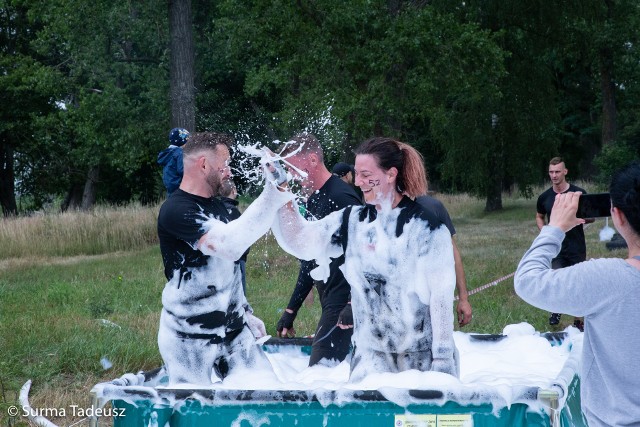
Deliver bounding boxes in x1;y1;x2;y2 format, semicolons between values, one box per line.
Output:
354;154;397;205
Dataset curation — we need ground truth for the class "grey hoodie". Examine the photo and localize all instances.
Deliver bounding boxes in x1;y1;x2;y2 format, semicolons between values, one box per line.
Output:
515;226;640;427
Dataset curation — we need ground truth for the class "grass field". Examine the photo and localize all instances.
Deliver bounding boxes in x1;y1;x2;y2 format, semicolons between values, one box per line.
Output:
0;188;626;426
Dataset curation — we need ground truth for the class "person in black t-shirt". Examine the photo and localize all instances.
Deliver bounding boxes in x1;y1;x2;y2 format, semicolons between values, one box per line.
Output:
157;132;292;385
332;162;355;185
536;157;592;329
272;137;459;381
275;133;362;366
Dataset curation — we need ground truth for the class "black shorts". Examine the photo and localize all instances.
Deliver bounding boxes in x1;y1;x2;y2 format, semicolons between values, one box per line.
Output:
309;307;352;366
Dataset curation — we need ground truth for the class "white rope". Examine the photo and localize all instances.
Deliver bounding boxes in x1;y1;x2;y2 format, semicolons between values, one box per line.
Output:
455;272;516;301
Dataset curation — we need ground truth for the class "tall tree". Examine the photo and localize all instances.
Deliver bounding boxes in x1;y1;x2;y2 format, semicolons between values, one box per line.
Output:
552;0;640;175
213;0;505;190
169;0;196;131
598;0;618;147
429;0;576;210
0;0;63;215
29;0;170;209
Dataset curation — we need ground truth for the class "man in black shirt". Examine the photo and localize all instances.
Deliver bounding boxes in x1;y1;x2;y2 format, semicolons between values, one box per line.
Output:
536;157;591;328
332;162;355;185
157;132;292;385
275;133;362;366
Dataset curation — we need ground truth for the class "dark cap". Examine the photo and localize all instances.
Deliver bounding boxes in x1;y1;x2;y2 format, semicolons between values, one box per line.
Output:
332;162;355;177
169;128;190;147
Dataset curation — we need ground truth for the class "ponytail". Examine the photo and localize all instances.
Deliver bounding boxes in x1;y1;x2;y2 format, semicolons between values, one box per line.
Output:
398;142;427;198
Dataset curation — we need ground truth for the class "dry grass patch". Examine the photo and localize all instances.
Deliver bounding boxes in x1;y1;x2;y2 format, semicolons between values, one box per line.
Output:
0;204;160;259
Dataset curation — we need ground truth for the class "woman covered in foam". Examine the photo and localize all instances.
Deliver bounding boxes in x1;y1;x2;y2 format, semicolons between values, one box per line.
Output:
272;137;459;381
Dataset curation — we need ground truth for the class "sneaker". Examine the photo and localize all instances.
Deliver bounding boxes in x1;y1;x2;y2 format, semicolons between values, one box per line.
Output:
549;313;561;325
573;319;584;332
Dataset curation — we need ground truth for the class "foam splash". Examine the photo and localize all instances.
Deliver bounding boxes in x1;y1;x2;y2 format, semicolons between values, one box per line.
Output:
236;141;306;182
229;99;343;196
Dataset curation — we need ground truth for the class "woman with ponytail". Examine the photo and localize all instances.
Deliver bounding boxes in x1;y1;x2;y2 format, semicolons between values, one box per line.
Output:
515;161;640;426
272;137;458;380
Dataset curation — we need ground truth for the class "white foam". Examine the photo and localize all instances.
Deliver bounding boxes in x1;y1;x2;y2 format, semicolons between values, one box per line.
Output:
207;324;574;396
147;324;573;412
95;324;579;421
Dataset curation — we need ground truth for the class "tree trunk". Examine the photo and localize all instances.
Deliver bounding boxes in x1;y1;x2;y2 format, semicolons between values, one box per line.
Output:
485;176;503;212
599;0;617;146
61;182;84;212
80;166;100;211
599;46;617;146
0;141;18;216
169;0;196;132
485;136;503;212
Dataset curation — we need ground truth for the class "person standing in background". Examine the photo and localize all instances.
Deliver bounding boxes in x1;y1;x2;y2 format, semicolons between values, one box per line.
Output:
332;162;356;186
535;157;591;330
158;127;190;195
275;133;362;367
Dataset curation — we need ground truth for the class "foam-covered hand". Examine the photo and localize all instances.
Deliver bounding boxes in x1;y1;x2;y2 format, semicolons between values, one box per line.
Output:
246;312;267;339
276;310;296;337
265;160;288;186
261;149;288;187
337;303;353;329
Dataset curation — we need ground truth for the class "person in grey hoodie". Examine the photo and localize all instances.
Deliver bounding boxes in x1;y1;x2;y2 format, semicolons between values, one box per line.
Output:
158;127;190;195
515;161;640;427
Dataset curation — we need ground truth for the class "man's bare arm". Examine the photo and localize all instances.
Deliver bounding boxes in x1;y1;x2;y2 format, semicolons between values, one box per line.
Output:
535;212;546;231
452;237;472;327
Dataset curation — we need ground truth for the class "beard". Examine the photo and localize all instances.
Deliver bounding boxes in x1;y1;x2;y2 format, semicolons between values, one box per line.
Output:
206;170;223;196
218;179;234;198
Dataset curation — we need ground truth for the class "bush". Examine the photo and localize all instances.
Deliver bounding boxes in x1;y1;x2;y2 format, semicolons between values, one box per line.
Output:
593;142;639;186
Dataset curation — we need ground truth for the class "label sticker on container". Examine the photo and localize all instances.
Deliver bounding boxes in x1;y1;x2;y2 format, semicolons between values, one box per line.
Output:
437;414;472;426
394;414;472;427
394;414;437;427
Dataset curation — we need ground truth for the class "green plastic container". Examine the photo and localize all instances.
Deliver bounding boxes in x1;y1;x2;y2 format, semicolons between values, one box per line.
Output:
90;334;587;427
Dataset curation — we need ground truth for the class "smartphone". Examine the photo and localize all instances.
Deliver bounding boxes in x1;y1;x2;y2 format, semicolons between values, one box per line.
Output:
577;193;611;218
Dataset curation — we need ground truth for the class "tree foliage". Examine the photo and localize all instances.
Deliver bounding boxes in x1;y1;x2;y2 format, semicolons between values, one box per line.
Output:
1;0;170;213
1;0;639;214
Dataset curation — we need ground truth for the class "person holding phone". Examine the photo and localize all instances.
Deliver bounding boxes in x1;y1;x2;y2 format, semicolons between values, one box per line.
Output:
535;157;592;329
515;161;640;427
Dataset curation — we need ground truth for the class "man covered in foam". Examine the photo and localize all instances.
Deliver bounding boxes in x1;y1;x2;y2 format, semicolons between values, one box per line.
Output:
271;137;458;381
157;132;293;386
